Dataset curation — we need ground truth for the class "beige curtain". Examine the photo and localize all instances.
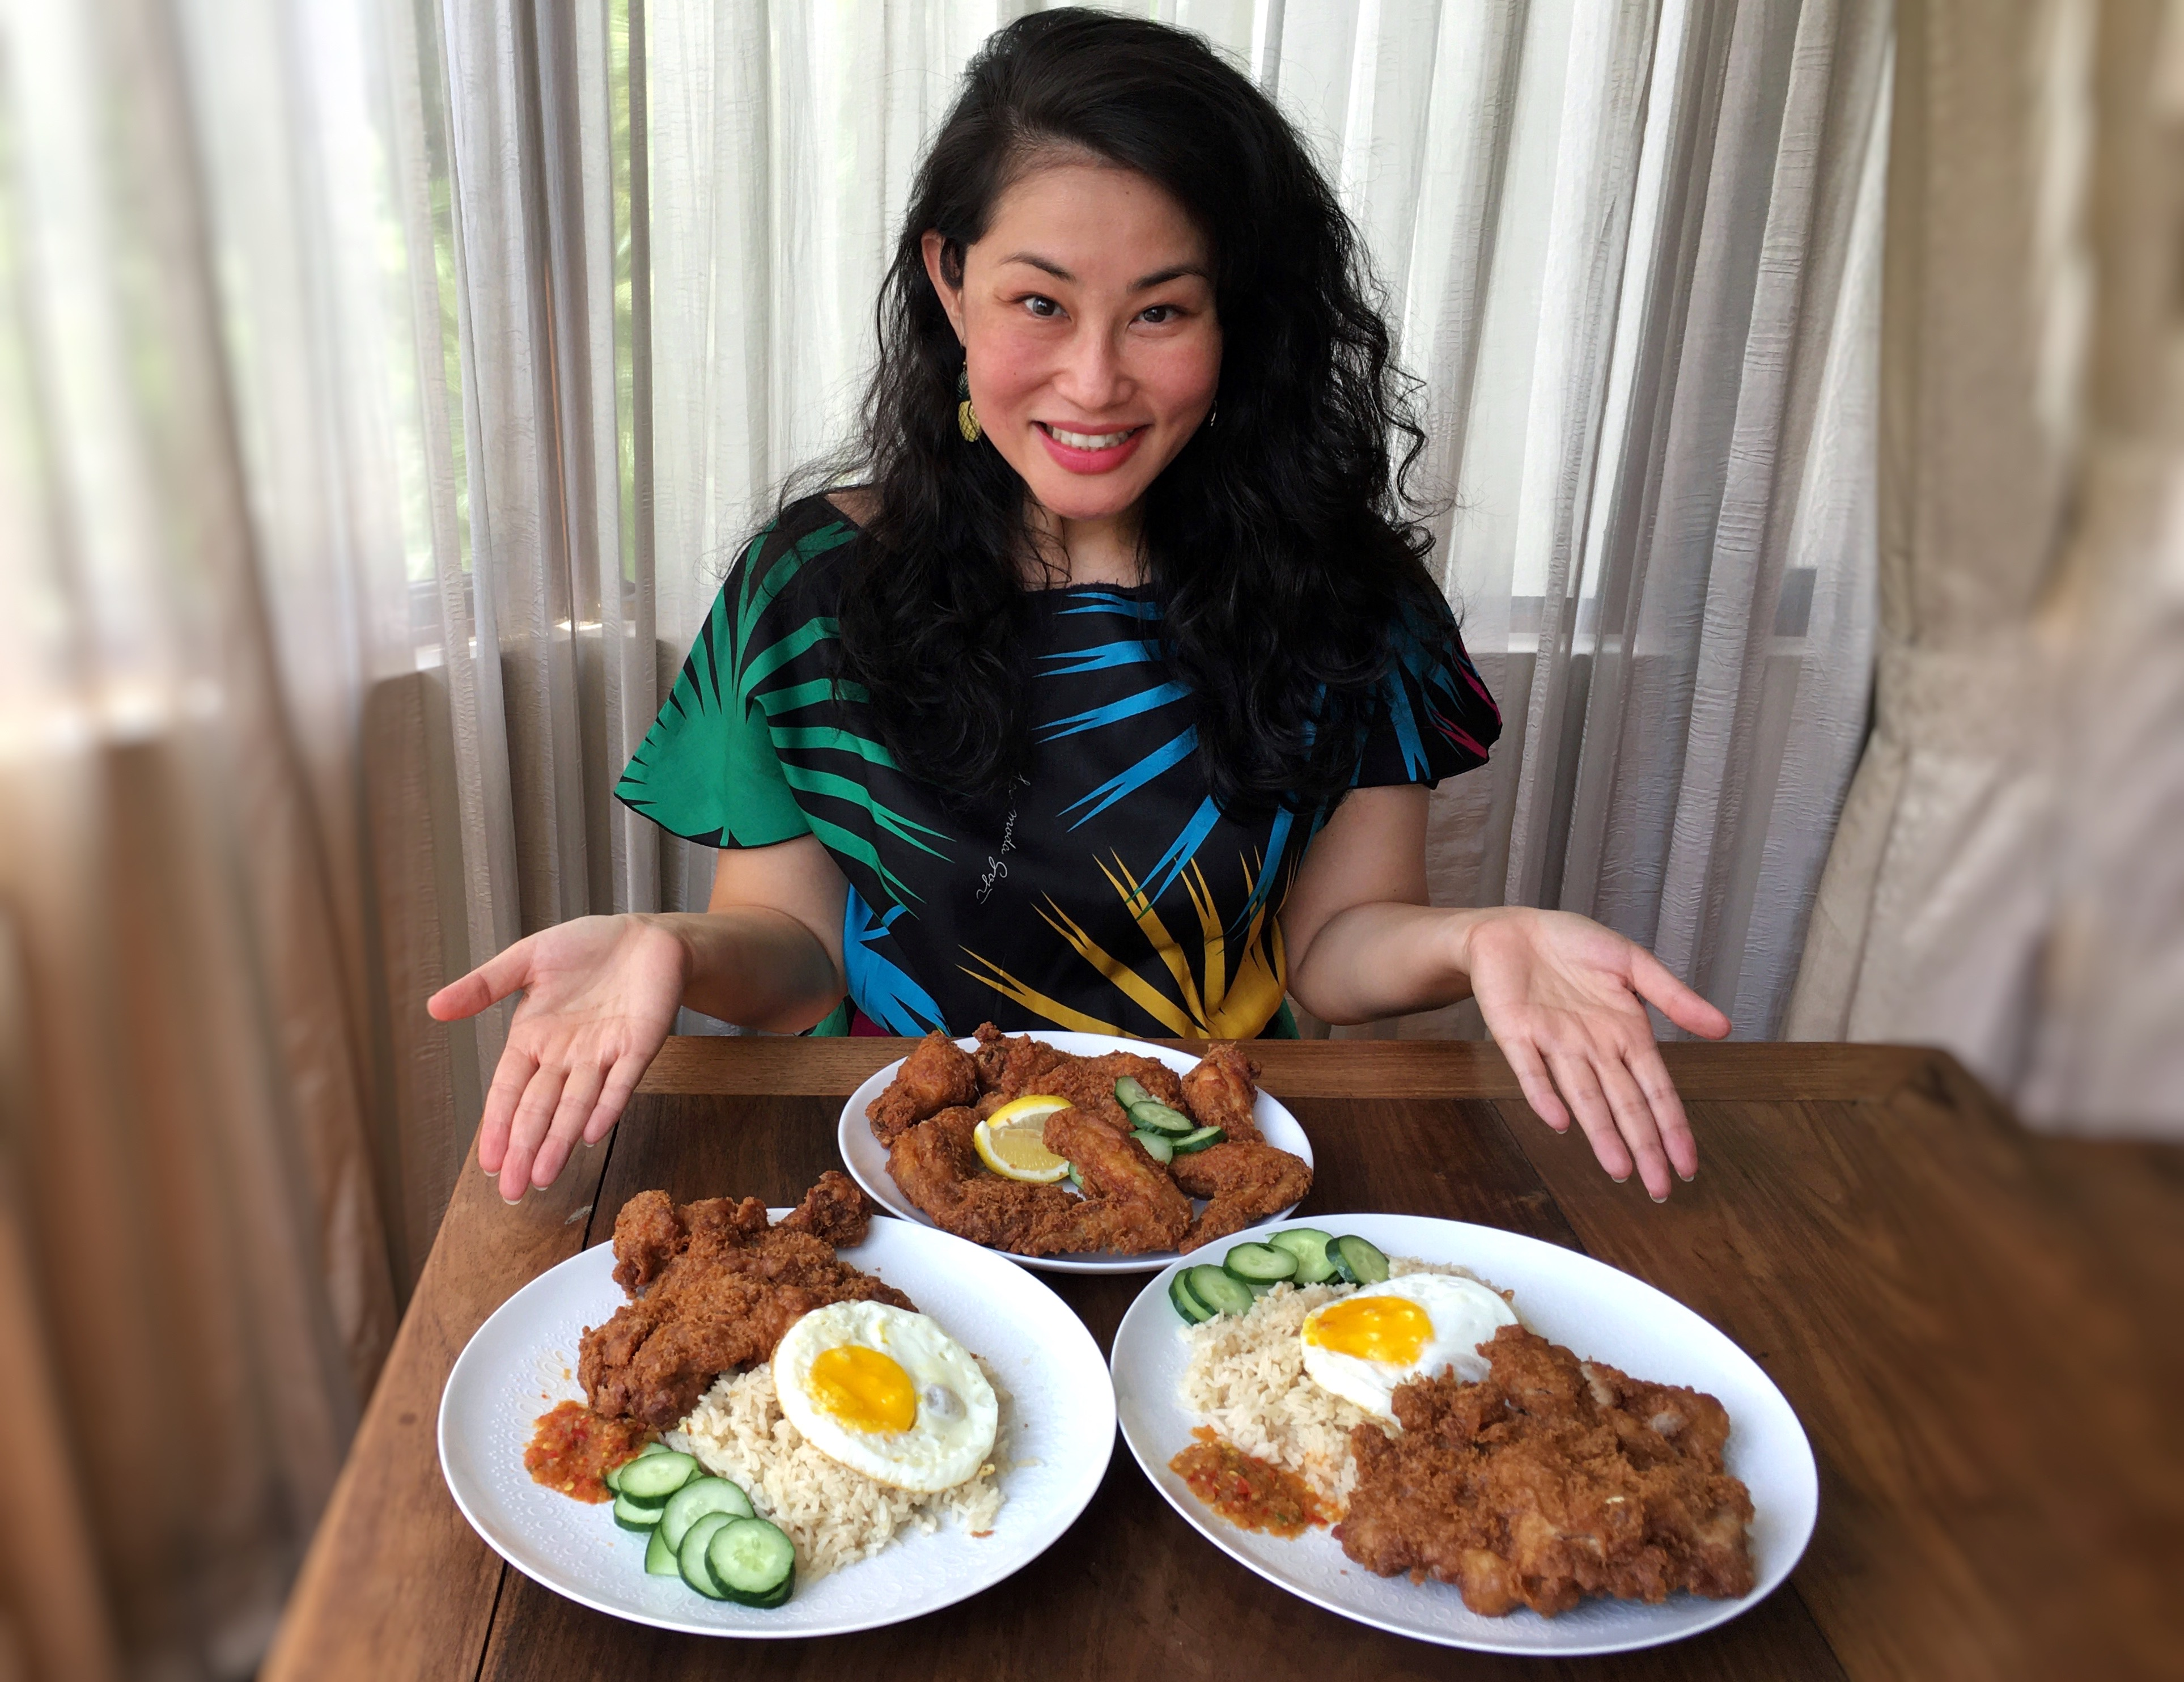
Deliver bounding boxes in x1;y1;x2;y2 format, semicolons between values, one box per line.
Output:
0;0;408;1672
1788;0;2184;1136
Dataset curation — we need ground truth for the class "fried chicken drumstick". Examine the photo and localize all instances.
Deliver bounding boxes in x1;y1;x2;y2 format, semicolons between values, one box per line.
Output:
1335;1324;1755;1617
578;1172;913;1428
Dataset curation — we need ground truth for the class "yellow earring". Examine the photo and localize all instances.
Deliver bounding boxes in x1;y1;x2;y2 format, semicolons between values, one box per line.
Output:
957;367;982;443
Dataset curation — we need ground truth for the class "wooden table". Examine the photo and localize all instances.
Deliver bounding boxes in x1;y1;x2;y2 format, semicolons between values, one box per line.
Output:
263;1041;2183;1681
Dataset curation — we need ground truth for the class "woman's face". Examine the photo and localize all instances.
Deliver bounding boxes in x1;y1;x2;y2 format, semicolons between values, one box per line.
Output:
923;160;1221;527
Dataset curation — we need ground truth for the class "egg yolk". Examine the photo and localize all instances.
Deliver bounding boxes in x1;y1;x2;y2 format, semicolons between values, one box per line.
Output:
805;1345;918;1434
1303;1296;1431;1365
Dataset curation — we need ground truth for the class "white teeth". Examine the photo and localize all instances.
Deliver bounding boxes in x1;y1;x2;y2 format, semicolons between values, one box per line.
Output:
1045;425;1135;450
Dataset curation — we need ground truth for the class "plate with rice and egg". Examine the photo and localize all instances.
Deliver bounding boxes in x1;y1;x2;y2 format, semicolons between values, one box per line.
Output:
439;1175;1114;1637
1109;1213;1818;1656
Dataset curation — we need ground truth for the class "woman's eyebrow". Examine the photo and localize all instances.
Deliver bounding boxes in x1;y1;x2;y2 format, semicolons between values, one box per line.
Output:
998;253;1209;289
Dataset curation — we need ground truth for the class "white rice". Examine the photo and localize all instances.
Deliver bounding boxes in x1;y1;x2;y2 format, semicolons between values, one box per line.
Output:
666;1358;1008;1581
1176;1257;1508;1512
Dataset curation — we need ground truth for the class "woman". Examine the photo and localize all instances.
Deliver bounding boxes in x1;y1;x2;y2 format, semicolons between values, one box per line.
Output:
430;10;1728;1209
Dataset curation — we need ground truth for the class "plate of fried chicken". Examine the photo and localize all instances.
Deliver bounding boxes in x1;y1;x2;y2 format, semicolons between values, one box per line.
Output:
440;1172;1116;1637
1109;1211;1818;1655
840;1027;1316;1273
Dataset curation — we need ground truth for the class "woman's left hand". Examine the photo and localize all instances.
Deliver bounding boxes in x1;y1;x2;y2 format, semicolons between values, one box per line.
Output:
1459;907;1732;1201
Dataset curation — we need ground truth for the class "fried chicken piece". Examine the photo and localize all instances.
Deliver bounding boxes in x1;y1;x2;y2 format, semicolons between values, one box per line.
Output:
609;1172;872;1292
1180;1043;1265;1143
1171;1139;1313;1251
1044;1107;1191;1250
970;1022;1070;1095
777;1166;877;1247
885;1106;1080;1252
609;1188;698;1293
1334;1324;1755;1617
866;1029;979;1145
968;1024;1189;1134
885;1105;1187;1255
580;1177;910;1427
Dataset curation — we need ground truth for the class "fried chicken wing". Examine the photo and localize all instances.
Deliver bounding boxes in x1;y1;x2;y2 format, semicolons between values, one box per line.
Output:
866;1029;979;1145
1044;1108;1191;1250
1180;1043;1264;1143
885;1105;1190;1255
964;1024;1186;1134
1334;1324;1755;1617
885;1107;1082;1252
970;1022;1070;1095
580;1175;910;1428
1171;1139;1313;1251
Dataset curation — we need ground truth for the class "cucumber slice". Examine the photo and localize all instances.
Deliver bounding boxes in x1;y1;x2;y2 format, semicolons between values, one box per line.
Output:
1222;1241;1297;1283
707;1516;798;1606
1185;1264;1256;1318
1169;1125;1224;1154
1169;1269;1213;1325
1131;1128;1175;1165
644;1522;679;1576
1127;1100;1195;1136
1113;1075;1153;1109
660;1475;755;1550
1267;1228;1337;1284
616;1450;699;1502
605;1439;671;1493
1331;1234;1391;1286
612;1490;667;1530
677;1511;736;1599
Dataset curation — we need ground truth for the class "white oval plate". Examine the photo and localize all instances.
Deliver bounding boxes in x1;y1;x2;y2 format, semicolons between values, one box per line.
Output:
1111;1212;1818;1656
838;1032;1314;1275
439;1213;1116;1638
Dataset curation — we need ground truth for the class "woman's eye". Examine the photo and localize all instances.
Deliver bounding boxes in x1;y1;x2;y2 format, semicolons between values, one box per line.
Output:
1139;304;1180;325
1022;295;1061;319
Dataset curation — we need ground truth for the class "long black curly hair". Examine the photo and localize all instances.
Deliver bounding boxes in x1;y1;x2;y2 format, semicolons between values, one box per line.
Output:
831;7;1451;819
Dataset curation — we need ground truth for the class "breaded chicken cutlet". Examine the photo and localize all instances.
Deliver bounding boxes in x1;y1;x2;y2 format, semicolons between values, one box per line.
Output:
1334;1324;1755;1617
578;1171;913;1428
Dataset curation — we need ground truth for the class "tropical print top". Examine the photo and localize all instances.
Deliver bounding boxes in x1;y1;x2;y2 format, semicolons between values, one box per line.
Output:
614;494;1500;1040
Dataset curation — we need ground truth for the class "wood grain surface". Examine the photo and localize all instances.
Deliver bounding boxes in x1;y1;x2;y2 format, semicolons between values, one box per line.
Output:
263;1042;2184;1682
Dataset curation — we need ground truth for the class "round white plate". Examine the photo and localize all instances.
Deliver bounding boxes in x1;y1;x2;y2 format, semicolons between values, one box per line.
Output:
439;1212;1116;1638
838;1032;1314;1275
1111;1212;1818;1656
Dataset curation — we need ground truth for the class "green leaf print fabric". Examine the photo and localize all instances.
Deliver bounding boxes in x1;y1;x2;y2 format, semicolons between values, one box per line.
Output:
615;494;1500;1039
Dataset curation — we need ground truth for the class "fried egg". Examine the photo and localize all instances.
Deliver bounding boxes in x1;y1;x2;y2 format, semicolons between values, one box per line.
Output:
1299;1273;1518;1418
771;1300;998;1492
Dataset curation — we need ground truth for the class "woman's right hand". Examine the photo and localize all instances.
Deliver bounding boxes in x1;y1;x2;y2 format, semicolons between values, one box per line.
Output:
427;914;690;1201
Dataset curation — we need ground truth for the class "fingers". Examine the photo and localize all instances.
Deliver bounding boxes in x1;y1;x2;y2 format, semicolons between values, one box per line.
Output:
1500;1037;1571;1133
1546;1051;1635;1184
528;1062;607;1190
476;1043;540;1175
427;939;535;1023
1630;948;1731;1040
584;1055;646;1146
498;1065;567;1203
1629;1041;1699;1183
1597;1056;1673;1201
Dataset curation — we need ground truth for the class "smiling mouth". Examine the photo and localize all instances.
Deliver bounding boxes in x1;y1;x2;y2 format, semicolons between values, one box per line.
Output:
1037;422;1144;450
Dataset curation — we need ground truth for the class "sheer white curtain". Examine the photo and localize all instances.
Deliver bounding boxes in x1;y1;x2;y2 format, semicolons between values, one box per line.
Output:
643;0;1890;1040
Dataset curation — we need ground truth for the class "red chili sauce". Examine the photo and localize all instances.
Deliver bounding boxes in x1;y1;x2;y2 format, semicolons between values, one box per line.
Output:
523;1400;652;1503
1169;1426;1332;1537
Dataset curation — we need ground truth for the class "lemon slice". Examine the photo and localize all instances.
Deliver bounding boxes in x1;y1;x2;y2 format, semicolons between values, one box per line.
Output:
974;1096;1072;1182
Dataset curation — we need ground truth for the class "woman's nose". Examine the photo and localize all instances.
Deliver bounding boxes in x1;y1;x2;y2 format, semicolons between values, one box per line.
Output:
1053;327;1132;412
